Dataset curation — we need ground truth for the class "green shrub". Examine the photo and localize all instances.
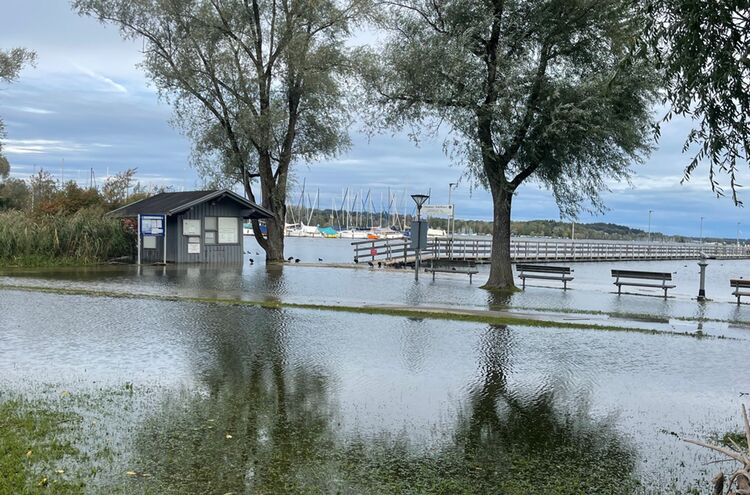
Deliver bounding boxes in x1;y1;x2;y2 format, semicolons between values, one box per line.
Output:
0;208;135;266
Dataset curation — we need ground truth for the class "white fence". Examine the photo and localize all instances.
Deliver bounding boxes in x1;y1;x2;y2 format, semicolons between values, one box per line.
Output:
352;237;750;264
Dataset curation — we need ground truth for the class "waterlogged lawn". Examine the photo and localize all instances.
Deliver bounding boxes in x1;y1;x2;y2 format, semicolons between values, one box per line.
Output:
0;385;641;495
0;399;85;494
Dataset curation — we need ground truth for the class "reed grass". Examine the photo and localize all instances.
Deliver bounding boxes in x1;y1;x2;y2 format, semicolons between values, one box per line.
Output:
0;208;134;266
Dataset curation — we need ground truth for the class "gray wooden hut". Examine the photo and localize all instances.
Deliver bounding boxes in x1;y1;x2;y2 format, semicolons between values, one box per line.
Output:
109;189;272;264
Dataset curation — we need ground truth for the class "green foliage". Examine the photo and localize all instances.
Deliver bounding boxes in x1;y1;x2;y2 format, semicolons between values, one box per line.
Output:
0;177;30;210
647;0;750;205
0;47;36;83
0;155;9;179
0;208;135;266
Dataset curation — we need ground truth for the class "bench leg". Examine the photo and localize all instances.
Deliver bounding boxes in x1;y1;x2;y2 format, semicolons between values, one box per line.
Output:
521;277;526;290
617;283;621;295
563;279;568;290
469;273;473;284
432;271;436;282
738;293;742;305
663;287;668;299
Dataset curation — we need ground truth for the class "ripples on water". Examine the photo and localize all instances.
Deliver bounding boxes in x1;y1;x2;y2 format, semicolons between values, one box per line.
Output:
0;289;746;493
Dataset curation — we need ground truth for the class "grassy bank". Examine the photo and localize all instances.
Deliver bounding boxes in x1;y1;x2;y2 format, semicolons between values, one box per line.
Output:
0;208;134;267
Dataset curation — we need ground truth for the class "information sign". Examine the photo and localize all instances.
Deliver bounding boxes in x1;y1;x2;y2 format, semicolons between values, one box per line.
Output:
422;204;454;217
183;219;201;236
141;214;165;236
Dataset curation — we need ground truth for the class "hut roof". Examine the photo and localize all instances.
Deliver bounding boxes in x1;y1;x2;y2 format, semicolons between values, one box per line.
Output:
108;189;273;219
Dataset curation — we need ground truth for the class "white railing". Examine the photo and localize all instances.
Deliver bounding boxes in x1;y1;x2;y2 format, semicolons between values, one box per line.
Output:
352;237;750;264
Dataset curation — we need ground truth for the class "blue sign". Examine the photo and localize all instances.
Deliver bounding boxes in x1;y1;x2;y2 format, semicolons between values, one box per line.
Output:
140;214;165;236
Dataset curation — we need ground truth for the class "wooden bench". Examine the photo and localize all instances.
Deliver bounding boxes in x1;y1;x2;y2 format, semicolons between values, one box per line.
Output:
611;269;675;299
730;279;750;304
425;266;479;284
516;264;574;290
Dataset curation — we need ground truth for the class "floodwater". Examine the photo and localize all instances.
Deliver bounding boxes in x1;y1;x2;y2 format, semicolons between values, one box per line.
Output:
4;236;750;324
1;237;749;493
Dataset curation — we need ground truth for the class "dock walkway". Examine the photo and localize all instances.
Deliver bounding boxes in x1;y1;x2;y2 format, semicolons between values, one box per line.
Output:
352;237;750;266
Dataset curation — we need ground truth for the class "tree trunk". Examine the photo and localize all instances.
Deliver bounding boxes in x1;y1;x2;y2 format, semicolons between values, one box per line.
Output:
264;213;285;263
482;185;517;291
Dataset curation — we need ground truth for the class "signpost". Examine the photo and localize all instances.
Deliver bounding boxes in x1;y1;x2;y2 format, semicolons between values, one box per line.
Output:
423;204;455;258
138;214;166;265
410;194;430;281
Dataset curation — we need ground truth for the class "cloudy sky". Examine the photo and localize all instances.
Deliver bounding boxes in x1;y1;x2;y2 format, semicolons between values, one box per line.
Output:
1;0;748;239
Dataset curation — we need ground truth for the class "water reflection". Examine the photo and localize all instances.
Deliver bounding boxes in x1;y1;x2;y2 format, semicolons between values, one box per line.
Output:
127;315;638;494
132;309;338;493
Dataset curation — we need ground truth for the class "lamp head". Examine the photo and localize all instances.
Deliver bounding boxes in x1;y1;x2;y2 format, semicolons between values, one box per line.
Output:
411;194;429;208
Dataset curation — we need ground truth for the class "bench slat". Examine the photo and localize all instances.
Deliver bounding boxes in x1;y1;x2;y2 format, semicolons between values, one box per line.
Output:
517;264;571;274
730;279;750;287
425;268;478;274
614;282;676;289
521;274;574;281
611;270;672;280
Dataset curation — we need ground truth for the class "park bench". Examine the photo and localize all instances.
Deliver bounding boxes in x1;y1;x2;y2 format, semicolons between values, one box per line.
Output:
425;266;479;284
611;269;675;299
516;264;574;290
730;279;750;305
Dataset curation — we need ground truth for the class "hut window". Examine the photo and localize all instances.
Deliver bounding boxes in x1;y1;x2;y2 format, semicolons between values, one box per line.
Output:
205;217;217;244
218;217;239;244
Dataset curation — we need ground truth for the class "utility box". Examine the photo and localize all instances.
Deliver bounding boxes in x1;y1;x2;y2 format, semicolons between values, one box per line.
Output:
411;220;429;251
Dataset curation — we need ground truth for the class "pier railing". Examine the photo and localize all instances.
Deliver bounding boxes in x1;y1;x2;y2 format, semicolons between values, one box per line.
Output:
352;237;750;265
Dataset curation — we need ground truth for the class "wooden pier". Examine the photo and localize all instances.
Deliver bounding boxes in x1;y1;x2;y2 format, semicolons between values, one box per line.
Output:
352;237;750;266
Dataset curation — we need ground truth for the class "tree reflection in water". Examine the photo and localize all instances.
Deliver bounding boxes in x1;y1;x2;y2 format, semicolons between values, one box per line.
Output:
132;314;639;494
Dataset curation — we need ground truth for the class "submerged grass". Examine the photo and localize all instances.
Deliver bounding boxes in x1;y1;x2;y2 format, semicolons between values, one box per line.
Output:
501;304;750;327
0;399;85;494
0;282;723;338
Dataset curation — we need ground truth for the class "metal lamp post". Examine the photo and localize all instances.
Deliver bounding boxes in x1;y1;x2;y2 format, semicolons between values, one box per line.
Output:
411;193;430;281
448;182;457;258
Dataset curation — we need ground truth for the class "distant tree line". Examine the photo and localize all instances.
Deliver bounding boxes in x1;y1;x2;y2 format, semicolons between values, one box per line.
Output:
0;166;166;215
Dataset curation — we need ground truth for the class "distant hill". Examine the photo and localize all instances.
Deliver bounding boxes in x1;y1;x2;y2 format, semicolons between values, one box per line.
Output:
437;218;679;241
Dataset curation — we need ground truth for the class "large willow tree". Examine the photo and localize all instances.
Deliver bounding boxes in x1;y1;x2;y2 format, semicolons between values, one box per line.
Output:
362;0;659;290
75;0;365;262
